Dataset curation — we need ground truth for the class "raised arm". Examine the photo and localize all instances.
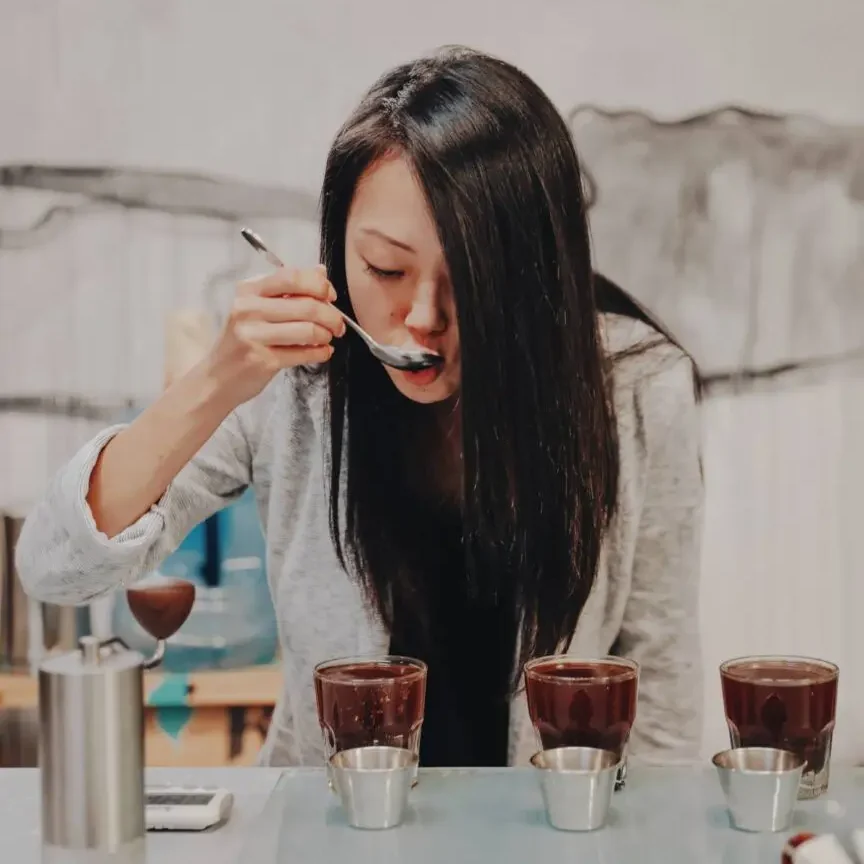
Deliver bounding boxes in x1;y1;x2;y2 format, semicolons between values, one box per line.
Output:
15;265;344;605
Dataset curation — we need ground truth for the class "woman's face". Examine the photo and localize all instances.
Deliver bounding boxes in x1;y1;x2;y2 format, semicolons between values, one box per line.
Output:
344;152;460;404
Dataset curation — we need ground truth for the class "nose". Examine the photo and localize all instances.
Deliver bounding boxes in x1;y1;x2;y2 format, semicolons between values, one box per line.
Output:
403;279;446;336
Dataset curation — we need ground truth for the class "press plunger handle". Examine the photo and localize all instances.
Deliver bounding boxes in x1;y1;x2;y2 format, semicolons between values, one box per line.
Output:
125;579;196;670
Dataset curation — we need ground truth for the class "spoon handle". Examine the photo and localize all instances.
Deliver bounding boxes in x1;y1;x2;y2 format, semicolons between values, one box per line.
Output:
241;228;284;269
334;307;376;348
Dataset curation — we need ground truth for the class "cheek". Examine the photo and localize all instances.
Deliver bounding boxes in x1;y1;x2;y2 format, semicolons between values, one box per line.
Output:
345;261;387;323
345;268;411;341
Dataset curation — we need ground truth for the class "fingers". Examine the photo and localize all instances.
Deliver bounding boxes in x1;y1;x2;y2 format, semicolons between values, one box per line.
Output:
271;345;334;367
233;294;346;338
238;264;336;302
231;264;342;367
235;320;335;348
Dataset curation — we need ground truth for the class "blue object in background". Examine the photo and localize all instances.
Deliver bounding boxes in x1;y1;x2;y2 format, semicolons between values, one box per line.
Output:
148;674;193;742
113;488;278;672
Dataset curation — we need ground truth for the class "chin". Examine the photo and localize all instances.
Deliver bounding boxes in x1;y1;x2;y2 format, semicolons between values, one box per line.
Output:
385;366;458;404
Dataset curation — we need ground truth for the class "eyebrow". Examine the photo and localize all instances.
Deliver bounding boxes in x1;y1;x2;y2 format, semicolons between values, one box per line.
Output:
358;227;416;253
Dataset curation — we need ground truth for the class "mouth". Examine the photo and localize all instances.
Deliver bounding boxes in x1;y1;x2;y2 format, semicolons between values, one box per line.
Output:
399;364;443;387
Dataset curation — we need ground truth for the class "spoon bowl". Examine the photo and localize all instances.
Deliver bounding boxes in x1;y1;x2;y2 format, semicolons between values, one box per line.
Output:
240;228;442;372
363;341;442;372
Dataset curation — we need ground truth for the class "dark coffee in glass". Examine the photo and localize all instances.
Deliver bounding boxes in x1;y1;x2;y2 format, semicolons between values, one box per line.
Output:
313;655;427;783
720;655;838;799
524;656;638;788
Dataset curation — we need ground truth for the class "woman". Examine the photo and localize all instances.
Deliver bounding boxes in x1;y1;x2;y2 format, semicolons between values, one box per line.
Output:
15;47;703;768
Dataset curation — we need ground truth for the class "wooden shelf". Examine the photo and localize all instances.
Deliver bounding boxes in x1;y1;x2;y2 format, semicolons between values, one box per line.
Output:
0;663;282;710
0;663;283;767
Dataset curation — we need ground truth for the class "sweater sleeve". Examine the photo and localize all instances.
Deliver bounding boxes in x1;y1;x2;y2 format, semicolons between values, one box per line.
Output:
618;351;705;765
15;408;253;606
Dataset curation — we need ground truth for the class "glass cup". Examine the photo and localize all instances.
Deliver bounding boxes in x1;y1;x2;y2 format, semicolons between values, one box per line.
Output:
719;655;839;800
524;655;639;790
313;655;427;785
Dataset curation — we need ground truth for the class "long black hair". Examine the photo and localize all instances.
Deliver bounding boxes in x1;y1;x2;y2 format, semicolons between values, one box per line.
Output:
320;47;657;683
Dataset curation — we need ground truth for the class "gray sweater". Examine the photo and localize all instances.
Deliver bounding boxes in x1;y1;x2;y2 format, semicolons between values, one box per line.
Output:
15;313;704;767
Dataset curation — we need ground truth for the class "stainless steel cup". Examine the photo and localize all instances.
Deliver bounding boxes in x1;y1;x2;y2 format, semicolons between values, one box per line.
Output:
39;637;147;862
712;747;804;832
330;746;417;830
530;746;618;831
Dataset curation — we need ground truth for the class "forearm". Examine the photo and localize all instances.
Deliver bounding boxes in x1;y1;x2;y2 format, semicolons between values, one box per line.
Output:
88;358;237;538
17;261;331;603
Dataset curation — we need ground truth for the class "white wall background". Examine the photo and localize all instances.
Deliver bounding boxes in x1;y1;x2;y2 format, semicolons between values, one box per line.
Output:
2;0;863;763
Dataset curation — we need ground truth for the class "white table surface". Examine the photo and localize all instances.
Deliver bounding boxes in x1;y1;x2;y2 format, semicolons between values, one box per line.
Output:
239;766;864;863
0;767;283;863
5;765;864;862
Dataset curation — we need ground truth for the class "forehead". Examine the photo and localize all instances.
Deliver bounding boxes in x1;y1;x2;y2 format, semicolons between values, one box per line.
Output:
348;152;439;245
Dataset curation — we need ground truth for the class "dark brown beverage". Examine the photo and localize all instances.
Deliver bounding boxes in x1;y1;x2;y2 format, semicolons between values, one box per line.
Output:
127;578;196;640
720;656;838;799
524;657;638;760
313;657;427;760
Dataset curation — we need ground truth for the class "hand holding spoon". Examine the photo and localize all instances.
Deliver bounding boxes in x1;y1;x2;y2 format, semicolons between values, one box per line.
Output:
240;228;443;372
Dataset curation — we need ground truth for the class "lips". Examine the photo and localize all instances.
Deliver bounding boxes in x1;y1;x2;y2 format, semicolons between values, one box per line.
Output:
401;366;442;386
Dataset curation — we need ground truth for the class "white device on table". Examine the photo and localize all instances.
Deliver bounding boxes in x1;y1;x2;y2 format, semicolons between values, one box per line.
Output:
145;786;234;831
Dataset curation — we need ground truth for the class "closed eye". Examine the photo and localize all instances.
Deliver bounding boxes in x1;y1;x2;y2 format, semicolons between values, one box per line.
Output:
364;261;404;280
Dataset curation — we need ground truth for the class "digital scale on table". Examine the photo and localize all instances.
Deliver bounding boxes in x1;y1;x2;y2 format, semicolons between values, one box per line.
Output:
145;786;234;831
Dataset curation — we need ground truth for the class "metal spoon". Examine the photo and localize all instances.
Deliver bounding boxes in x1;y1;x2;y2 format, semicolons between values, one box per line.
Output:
240;228;443;372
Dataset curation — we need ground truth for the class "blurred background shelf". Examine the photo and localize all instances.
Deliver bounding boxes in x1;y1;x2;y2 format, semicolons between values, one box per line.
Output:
0;662;282;709
0;663;281;767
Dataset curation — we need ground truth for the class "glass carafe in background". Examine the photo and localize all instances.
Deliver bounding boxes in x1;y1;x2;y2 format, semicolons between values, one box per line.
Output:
720;655;839;799
524;655;639;789
313;655;427;784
